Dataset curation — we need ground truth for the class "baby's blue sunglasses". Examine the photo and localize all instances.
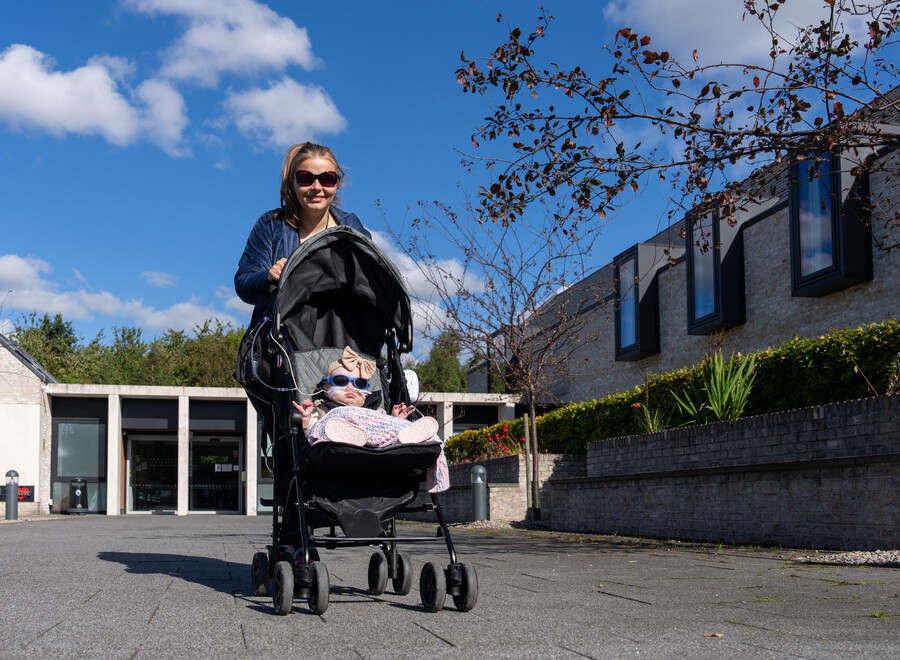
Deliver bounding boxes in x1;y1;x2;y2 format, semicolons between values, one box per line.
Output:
321;374;370;390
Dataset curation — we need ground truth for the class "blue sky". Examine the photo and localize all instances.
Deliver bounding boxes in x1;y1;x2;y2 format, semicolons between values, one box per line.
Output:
0;0;860;358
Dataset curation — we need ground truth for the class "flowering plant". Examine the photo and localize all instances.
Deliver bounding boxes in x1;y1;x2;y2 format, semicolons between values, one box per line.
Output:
632;402;669;433
486;424;525;457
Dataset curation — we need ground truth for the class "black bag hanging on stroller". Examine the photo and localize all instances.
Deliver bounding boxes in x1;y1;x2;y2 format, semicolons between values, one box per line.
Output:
239;226;478;615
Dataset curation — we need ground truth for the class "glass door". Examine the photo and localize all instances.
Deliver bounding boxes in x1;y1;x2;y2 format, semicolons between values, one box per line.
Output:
190;438;241;512
128;437;177;512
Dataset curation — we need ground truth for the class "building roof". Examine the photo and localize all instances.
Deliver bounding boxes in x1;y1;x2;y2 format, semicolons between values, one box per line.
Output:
0;332;59;384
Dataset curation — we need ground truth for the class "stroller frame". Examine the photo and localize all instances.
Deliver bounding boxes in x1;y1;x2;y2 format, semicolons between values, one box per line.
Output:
244;229;478;615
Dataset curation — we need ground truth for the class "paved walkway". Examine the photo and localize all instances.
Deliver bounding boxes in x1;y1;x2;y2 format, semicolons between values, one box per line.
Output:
0;515;897;658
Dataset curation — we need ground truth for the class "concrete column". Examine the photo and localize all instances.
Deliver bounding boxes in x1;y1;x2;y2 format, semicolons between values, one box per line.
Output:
436;401;454;442
245;399;258;516
105;394;121;515
177;395;190;515
498;402;516;423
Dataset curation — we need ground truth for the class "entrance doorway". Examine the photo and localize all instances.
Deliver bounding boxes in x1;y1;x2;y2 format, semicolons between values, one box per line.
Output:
190;437;242;512
128;436;177;513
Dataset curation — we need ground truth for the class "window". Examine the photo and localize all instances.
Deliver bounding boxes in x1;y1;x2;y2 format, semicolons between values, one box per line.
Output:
57;421;106;478
617;257;637;350
790;152;872;297
614;244;675;361
796;154;835;277
691;213;716;320
685;211;746;335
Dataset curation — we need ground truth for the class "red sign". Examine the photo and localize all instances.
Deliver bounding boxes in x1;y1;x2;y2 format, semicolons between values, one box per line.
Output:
0;485;34;502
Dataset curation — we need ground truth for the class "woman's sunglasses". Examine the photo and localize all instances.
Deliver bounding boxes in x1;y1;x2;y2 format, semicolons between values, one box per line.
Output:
321;374;370;390
293;170;339;188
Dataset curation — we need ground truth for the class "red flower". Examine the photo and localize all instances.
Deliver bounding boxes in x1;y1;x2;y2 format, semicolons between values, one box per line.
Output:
502;425;509;433
495;433;501;439
632;403;642;408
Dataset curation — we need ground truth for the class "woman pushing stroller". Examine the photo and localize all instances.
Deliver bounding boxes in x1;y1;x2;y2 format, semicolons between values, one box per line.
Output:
235;142;370;327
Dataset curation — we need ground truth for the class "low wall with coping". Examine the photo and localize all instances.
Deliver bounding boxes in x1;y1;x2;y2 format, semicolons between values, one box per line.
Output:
403;453;586;523
550;395;900;550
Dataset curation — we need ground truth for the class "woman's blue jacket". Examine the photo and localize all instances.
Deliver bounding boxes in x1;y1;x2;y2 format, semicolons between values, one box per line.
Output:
234;207;370;329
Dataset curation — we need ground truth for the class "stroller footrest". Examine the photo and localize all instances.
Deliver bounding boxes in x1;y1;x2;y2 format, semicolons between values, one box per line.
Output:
260;498;275;507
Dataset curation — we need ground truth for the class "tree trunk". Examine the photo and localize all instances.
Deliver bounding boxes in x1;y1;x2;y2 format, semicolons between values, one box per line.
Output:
528;396;541;520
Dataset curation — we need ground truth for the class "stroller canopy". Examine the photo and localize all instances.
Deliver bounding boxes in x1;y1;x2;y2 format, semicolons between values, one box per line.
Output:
274;227;413;358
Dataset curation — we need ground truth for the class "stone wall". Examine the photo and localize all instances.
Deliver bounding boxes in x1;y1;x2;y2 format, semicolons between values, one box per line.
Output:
550;395;900;550
402;453;586;523
0;343;52;517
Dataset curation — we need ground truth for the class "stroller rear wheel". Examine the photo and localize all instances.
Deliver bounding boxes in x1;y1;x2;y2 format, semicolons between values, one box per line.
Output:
367;552;387;595
307;562;330;615
419;561;446;612
392;552;414;595
251;551;269;596
272;560;294;615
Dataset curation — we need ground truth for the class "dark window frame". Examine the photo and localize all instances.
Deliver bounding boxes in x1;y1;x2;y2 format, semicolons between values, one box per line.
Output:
614;246;661;362
685;211;746;335
789;151;872;297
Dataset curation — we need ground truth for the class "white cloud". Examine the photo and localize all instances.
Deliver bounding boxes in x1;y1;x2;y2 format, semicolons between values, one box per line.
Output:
0;253;238;334
141;271;179;288
135;78;191;156
217;285;252;317
126;0;317;86
223;76;346;148
0;44;189;154
602;0;865;67
0;44;141;145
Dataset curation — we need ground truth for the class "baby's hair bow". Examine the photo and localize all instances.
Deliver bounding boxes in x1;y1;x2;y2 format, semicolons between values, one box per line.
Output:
330;346;376;379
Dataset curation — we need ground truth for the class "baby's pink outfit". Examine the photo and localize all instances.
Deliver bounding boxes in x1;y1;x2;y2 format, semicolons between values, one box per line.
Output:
307;406;450;493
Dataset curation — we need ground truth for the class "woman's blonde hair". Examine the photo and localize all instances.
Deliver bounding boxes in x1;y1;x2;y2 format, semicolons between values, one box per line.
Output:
279;142;344;228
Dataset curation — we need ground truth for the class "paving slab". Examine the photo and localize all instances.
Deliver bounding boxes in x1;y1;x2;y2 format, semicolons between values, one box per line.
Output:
0;515;897;658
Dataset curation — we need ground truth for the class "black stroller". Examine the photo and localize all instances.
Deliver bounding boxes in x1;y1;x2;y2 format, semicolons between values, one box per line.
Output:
236;226;478;615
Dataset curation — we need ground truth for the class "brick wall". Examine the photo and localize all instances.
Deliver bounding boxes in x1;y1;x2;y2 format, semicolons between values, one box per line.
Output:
550;395;900;550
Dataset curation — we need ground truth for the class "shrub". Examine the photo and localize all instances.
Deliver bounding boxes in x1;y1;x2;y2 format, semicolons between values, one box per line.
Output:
444;320;900;462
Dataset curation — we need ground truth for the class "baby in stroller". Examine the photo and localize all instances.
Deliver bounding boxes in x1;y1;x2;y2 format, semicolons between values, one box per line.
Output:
293;347;449;492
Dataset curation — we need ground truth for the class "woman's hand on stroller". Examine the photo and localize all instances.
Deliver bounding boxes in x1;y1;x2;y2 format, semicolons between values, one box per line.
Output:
292;399;314;429
391;403;416;419
268;257;287;282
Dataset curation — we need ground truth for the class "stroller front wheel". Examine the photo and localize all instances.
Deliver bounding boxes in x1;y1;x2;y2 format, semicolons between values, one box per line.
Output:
272;560;294;615
308;562;330;615
419;561;446;613
367;552;387;595
392;552;414;596
452;562;479;612
251;551;269;596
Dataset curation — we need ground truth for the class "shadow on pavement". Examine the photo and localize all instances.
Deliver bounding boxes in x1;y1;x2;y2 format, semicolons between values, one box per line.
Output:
98;551;245;596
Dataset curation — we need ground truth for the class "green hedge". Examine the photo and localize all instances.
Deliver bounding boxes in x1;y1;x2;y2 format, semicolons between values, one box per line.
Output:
444;320;900;462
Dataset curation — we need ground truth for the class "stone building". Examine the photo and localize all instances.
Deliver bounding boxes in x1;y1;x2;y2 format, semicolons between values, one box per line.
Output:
541;128;900;404
0;334;518;517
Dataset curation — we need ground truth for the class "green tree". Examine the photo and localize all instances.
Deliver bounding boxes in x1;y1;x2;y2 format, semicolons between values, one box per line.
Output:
13;313;101;382
98;327;147;385
182;320;243;388
416;331;467;392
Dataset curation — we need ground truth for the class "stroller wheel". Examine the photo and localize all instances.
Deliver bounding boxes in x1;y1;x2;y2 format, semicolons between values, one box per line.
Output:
251;552;269;597
451;562;479;612
308;562;330;615
367;552;387;595
272;561;294;615
419;561;446;613
392;552;414;596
